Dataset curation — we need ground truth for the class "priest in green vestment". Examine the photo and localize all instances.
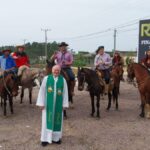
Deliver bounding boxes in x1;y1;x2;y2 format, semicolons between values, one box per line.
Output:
36;65;69;147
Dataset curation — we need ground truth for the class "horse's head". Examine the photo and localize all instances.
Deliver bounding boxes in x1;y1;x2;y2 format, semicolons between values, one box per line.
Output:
5;73;19;96
77;67;86;91
46;59;55;75
127;63;135;82
112;65;122;76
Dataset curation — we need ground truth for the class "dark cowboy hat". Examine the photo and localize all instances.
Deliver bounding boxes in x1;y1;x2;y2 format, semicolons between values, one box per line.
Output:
96;46;104;54
16;45;25;49
58;42;69;47
2;49;11;53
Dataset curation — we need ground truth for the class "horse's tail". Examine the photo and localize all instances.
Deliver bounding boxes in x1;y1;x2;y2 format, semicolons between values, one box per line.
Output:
112;86;119;104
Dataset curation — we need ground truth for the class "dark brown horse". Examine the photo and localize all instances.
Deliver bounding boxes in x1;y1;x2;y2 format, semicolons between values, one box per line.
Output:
0;72;19;116
78;68;104;118
127;63;150;118
46;59;75;118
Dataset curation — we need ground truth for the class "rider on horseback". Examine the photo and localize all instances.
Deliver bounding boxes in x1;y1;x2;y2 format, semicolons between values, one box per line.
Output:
141;49;150;71
112;51;124;81
0;49;17;76
94;46;112;94
51;42;75;95
11;46;37;86
11;45;30;76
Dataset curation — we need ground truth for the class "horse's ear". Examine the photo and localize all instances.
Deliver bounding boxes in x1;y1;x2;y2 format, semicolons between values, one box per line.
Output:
46;59;50;64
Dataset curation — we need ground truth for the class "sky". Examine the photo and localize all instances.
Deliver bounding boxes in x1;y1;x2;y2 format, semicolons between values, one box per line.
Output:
0;0;149;52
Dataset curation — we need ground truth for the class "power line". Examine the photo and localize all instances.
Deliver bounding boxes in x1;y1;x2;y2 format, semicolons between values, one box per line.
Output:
49;15;150;41
118;28;138;33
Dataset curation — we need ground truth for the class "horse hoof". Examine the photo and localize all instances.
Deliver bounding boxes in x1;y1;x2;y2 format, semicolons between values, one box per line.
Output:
106;108;110;111
139;113;144;118
69;104;74;109
96;115;100;119
64;116;67;120
90;114;94;117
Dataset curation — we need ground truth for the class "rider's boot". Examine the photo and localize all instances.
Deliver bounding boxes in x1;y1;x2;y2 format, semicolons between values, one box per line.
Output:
70;80;75;96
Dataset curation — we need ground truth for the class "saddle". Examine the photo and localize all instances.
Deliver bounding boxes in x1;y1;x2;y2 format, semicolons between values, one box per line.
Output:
61;69;75;96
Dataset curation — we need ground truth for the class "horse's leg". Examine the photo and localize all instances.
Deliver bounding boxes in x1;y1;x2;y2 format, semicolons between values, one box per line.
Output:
63;110;67;118
1;97;3;107
140;103;145;118
4;95;7;116
8;95;13;114
114;87;119;110
90;93;95;117
139;94;145;117
20;87;24;104
118;81;120;95
96;95;100;118
107;92;112;110
29;87;32;104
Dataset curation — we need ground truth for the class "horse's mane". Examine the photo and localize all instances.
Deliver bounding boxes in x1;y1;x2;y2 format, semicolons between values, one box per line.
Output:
82;68;98;77
133;63;150;76
81;68;100;82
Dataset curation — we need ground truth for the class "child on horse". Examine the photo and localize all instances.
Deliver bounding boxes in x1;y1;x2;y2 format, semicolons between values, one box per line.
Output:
94;46;112;94
51;42;75;95
141;49;150;71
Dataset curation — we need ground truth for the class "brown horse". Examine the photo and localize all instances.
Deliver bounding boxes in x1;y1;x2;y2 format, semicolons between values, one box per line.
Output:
111;65;123;94
0;72;19;116
18;66;40;104
127;63;150;118
95;68;120;110
46;59;75;118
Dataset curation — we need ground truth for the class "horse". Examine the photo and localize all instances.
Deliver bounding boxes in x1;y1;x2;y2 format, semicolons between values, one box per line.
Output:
127;63;150;118
46;59;75;118
0;72;19;116
77;68;104;118
18;66;40;104
95;67;120;110
111;65;123;94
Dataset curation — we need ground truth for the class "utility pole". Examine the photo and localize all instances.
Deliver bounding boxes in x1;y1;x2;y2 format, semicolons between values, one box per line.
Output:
41;29;51;60
114;29;117;52
23;39;27;46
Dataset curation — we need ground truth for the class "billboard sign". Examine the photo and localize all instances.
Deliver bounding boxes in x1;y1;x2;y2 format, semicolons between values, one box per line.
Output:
138;19;150;61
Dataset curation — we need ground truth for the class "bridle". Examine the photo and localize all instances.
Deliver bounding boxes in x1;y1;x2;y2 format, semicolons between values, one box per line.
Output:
78;72;86;88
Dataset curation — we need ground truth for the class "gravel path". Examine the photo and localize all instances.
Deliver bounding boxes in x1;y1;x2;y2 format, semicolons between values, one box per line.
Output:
0;82;150;150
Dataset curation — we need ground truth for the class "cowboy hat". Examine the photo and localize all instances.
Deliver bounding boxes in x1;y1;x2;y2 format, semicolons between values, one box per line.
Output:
2;49;11;53
58;42;69;47
96;46;104;54
16;45;25;49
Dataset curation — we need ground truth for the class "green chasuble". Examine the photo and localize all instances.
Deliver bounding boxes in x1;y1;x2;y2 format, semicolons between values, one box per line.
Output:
46;75;64;132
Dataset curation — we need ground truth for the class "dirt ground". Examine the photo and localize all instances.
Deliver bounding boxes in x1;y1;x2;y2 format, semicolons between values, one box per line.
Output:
0;81;150;150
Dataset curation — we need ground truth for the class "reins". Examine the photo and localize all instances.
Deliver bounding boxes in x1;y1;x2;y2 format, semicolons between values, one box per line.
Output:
2;73;12;96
